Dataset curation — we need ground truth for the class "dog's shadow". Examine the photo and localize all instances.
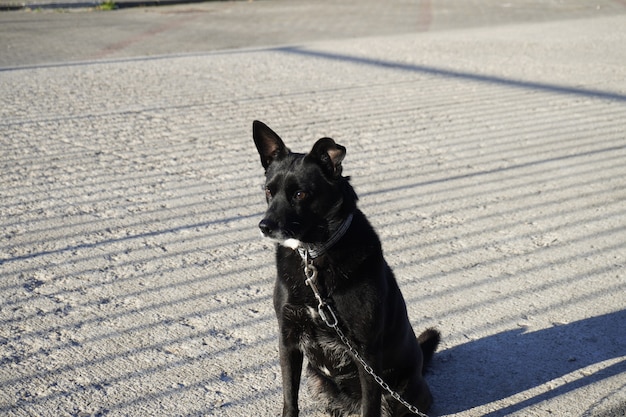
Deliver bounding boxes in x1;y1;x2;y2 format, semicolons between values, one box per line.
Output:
429;310;626;416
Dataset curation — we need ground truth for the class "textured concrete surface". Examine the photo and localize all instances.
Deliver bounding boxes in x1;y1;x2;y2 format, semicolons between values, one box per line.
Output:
2;0;626;67
1;1;625;416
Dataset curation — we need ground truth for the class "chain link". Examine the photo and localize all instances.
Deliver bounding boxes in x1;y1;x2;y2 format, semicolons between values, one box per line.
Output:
301;255;430;417
332;325;429;417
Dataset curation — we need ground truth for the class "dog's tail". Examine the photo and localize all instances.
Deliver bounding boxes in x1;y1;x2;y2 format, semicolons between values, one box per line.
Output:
417;328;441;372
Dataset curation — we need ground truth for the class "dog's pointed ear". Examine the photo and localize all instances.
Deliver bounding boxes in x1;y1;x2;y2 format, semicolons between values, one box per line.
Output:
253;120;290;169
306;137;346;178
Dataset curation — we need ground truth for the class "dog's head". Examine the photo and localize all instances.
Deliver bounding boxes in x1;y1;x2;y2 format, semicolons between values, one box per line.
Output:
253;120;357;248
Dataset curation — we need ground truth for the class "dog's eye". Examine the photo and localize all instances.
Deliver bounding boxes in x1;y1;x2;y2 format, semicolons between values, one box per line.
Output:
265;187;272;199
293;191;307;201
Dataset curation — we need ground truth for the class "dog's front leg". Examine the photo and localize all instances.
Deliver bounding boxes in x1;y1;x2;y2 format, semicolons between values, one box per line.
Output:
278;339;303;417
358;359;382;417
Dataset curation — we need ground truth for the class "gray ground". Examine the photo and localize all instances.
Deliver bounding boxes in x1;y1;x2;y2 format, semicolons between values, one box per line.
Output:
1;1;625;416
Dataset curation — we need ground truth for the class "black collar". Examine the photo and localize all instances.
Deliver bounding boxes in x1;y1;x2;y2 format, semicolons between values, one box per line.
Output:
297;213;354;260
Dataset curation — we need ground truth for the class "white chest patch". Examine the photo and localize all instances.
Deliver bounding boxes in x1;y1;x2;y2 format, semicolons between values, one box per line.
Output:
282;238;302;250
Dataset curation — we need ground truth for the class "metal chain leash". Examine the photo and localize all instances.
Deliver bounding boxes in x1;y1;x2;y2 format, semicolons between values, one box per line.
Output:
303;256;430;417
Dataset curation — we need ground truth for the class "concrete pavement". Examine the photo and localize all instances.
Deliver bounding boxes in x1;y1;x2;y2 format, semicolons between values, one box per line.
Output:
2;0;626;68
1;1;625;416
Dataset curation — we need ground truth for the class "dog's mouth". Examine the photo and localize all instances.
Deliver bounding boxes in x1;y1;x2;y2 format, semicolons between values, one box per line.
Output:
259;233;303;251
258;218;304;249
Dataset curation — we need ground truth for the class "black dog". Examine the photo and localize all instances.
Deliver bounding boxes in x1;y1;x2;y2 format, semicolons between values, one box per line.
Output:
253;121;440;417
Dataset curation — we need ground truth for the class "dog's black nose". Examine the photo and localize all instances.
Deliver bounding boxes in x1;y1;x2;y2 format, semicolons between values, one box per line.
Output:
259;219;277;237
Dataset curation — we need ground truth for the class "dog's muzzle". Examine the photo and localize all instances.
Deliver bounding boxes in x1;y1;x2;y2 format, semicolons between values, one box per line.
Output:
258;218;278;238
